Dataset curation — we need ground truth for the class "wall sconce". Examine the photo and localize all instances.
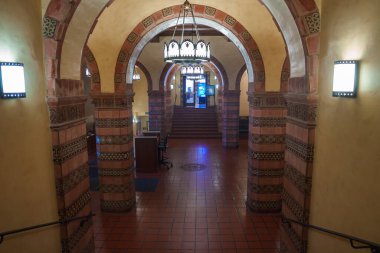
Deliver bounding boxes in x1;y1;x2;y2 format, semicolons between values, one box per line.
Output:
0;62;26;98
170;84;174;90
85;67;91;77
332;60;359;97
132;66;140;81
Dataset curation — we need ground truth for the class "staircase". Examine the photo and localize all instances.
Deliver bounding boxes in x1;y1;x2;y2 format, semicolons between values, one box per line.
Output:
170;106;221;139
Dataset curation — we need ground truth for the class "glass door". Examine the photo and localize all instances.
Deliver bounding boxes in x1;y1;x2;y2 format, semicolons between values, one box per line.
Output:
183;77;195;107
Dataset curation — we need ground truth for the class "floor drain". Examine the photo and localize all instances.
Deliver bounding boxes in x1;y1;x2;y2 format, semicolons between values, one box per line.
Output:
181;163;206;171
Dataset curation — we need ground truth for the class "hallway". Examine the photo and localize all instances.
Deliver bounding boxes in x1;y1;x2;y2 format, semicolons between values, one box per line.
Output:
92;139;280;253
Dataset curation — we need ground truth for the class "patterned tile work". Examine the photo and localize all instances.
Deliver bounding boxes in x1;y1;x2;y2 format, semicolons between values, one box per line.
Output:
248;150;285;161
142;16;154;28
100;183;133;193
98;152;131;161
53;136;87;164
250;117;286;127
282;190;309;223
96;134;133;145
248;166;284;177
250;134;285;144
281;223;307;253
49;104;86;125
241;30;252;41
43;16;58;38
162;7;173;17
117;51;128;62
92;72;100;83
56;164;88;196
249;93;287;108
99;165;134;177
246;199;282;212
304;12;320;34
286;135;314;162
287;101;317;123
92;94;133;108
224;15;236;26
249;183;283;194
101;199;136;212
59;190;91;220
127;32;138;43
284;163;312;194
205;6;216;16
61;219;93;253
95;118;132;128
251;49;262;60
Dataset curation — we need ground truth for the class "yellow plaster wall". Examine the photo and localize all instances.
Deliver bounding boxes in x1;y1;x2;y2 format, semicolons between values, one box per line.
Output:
239;70;249;116
132;67;149;117
309;1;380;252
87;0;285;93
0;1;61;252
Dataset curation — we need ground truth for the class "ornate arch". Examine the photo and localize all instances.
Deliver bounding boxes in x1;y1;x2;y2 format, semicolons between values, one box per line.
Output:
135;61;153;92
82;46;101;92
235;65;247;91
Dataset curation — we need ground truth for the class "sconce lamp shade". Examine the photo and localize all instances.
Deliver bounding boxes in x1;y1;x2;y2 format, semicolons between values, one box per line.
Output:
332;60;359;97
0;62;26;98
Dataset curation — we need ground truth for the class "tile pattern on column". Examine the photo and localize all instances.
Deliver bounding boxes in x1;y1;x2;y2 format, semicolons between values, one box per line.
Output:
280;91;317;253
148;90;164;132
48;79;94;253
92;93;136;212
246;92;287;213
222;90;240;148
217;90;223;133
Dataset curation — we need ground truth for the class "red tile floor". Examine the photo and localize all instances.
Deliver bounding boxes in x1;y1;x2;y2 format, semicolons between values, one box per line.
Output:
92;139;280;253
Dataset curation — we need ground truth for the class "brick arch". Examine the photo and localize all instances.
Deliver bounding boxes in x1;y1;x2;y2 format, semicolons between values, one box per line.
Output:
115;4;265;93
280;56;290;92
135;61;153;92
235;65;247;91
82;46;101;92
208;55;229;91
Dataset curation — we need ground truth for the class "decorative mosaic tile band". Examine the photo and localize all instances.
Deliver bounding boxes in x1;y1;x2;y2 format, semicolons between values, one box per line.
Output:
56;164;89;196
142;16;154;28
281;222;307;253
248;93;286;108
98;152;131;161
100;183;133;193
251;49;262;60
304;12;320;34
43;16;58;38
282;189;309;223
205;6;216;16
97;134;133;145
286;135;314;162
59;190;91;220
249;183;283;194
49;103;85;125
92;94;133;108
61;218;93;253
246;199;282;212
248;166;284;177
95;118;132;128
118;51;128;62
99;166;134;177
250;117;286;127
101;199;136;212
284;163;312;194
248;151;284;161
53;136;87;164
287;101;317;123
162;7;173;17
250;134;285;144
224;15;236;26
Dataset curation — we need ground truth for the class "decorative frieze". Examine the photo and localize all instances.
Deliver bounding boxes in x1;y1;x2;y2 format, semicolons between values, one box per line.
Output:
101;199;136;212
249;183;283;194
98;152;131;161
205;6;216;16
250;134;285;144
92;93;134;108
43;16;58;38
52;136;87;164
246;199;282;212
100;183;133;193
127;32;138;43
282;189;309;223
59;190;91;220
95;118;132;128
287;101;317;123
142;16;154;28
284;163;312;194
99;166;134;177
61;218;93;253
304;12;320;34
162;7;173;17
55;164;89;196
248;166;284;177
248;92;286;108
49;103;86;125
96;134;133;145
286;135;314;162
248;150;284;161
250;117;286;127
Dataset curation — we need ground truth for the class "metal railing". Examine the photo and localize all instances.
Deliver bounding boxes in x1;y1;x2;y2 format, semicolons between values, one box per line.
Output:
282;217;380;253
0;212;94;244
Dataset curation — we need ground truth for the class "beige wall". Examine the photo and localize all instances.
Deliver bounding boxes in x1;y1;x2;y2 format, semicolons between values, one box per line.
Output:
309;1;380;252
0;1;60;253
239;70;249;116
132;66;149;117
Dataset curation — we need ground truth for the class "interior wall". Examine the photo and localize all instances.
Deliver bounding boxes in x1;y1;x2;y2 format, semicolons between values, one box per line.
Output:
309;1;380;252
0;1;61;252
87;0;285;93
132;67;149;117
239;70;249;116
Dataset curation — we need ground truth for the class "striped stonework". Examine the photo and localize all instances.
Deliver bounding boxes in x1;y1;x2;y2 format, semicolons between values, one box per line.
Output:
92;92;136;212
148;90;165;132
247;92;287;213
222;90;240;148
164;90;172;135
280;91;317;253
47;79;94;253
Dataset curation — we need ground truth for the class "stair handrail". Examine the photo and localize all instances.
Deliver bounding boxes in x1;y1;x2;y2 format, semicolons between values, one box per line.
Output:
0;212;95;244
282;217;380;253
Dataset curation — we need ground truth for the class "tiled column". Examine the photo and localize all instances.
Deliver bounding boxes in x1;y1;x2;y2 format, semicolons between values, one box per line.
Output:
280;90;317;253
48;79;95;253
92;92;136;212
246;92;287;213
222;90;240;148
164;90;172;135
217;90;223;133
148;90;164;132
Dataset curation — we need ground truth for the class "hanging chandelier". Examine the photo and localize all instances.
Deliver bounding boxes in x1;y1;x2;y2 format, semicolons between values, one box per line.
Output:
163;0;211;64
181;64;204;75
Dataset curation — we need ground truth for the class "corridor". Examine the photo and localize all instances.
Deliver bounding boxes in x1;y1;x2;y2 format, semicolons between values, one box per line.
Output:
92;139;280;253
